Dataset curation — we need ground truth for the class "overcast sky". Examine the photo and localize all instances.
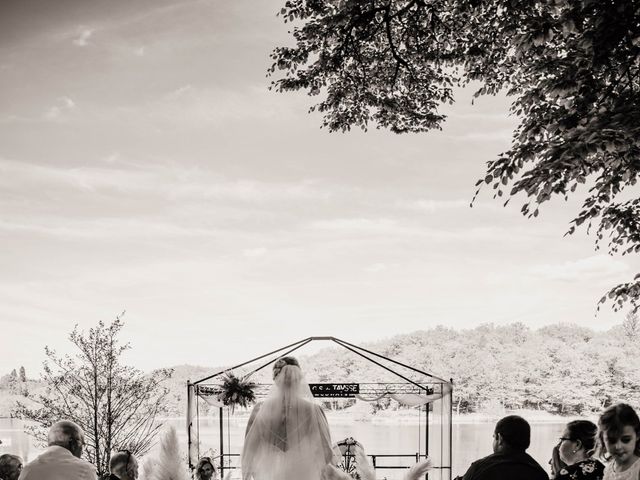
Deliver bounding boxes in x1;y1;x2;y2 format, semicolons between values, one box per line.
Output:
1;0;637;376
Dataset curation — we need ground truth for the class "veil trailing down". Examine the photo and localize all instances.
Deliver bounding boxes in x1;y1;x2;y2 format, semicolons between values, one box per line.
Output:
241;357;335;480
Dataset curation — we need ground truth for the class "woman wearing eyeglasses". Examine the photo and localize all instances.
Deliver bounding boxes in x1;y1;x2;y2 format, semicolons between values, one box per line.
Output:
551;420;604;480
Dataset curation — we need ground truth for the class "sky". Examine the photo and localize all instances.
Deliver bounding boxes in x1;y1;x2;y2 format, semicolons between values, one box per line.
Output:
1;0;638;376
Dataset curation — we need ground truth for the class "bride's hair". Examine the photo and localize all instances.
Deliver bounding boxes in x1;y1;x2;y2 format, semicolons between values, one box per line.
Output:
272;356;300;379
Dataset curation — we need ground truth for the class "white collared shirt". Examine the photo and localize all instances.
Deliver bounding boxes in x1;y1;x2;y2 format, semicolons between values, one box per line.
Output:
19;445;98;480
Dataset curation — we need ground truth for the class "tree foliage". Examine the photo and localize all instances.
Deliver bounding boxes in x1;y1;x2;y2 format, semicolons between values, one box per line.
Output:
300;321;640;415
14;316;173;476
269;0;640;310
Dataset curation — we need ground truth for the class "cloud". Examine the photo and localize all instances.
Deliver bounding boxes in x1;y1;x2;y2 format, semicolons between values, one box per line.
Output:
0;114;29;124
308;218;398;233
125;83;301;128
243;247;267;257
1;157;141;193
103;152;121;164
397;198;469;212
43;96;76;121
444;128;515;142
306;216;512;243
364;263;394;273
43;107;62;120
528;255;630;282
72;28;94;47
175;178;333;203
134;46;146;56
0;158;334;203
0;218;218;241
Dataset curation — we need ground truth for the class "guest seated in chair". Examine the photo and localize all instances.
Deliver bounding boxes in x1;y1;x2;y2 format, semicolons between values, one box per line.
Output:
19;420;97;480
551;420;604;480
195;457;216;480
107;450;138;480
0;454;23;480
456;415;548;480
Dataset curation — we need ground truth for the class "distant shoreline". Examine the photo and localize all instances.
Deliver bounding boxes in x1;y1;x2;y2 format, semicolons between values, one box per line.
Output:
169;408;592;425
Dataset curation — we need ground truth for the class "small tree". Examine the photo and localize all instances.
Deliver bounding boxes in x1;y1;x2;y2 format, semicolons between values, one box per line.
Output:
14;316;173;476
19;366;27;382
623;310;640;341
8;369;18;394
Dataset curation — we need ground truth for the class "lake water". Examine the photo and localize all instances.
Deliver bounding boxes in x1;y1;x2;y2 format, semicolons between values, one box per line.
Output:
0;417;563;479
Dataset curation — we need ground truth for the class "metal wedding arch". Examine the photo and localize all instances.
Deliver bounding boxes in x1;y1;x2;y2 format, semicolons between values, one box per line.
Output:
186;336;453;480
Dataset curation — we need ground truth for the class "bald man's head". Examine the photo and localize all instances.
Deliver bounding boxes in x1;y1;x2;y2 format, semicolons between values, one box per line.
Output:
110;451;138;480
47;420;85;458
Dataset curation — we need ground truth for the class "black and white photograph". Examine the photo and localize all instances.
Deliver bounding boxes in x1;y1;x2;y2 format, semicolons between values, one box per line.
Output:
1;1;639;479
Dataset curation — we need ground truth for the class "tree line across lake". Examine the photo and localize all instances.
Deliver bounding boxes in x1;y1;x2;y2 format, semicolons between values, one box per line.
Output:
165;314;640;417
299;315;640;415
3;315;639;421
2;316;638;475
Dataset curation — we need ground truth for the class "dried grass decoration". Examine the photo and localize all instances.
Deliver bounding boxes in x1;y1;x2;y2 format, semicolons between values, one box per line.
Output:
218;372;256;412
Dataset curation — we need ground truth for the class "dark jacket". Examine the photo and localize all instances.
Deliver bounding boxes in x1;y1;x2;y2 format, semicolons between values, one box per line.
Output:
461;451;548;480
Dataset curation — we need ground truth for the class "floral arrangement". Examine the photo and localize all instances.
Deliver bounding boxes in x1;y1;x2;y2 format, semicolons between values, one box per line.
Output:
217;371;256;411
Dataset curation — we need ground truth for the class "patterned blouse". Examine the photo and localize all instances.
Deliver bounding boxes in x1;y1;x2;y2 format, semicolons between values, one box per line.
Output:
556;459;605;480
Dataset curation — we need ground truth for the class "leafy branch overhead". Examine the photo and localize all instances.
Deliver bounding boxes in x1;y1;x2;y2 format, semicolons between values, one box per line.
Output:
269;0;640;310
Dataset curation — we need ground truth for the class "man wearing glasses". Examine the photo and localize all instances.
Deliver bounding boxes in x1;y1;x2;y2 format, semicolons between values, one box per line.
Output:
106;450;138;480
19;420;97;480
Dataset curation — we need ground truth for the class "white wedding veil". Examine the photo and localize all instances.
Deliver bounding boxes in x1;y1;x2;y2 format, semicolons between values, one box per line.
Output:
241;358;334;480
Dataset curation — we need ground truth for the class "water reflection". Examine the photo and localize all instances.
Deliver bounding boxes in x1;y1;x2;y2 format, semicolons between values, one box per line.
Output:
0;418;35;462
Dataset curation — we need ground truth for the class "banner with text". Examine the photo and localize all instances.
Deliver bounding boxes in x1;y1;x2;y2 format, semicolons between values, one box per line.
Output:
309;383;360;398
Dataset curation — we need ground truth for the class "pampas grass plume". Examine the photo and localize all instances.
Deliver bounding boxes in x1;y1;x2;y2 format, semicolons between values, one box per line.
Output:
139;454;158;480
142;425;190;480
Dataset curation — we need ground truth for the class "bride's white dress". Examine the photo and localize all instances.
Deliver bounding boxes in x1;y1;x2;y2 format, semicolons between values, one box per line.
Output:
241;365;334;480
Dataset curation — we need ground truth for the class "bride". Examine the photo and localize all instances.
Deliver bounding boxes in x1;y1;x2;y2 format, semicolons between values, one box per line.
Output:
241;356;335;480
